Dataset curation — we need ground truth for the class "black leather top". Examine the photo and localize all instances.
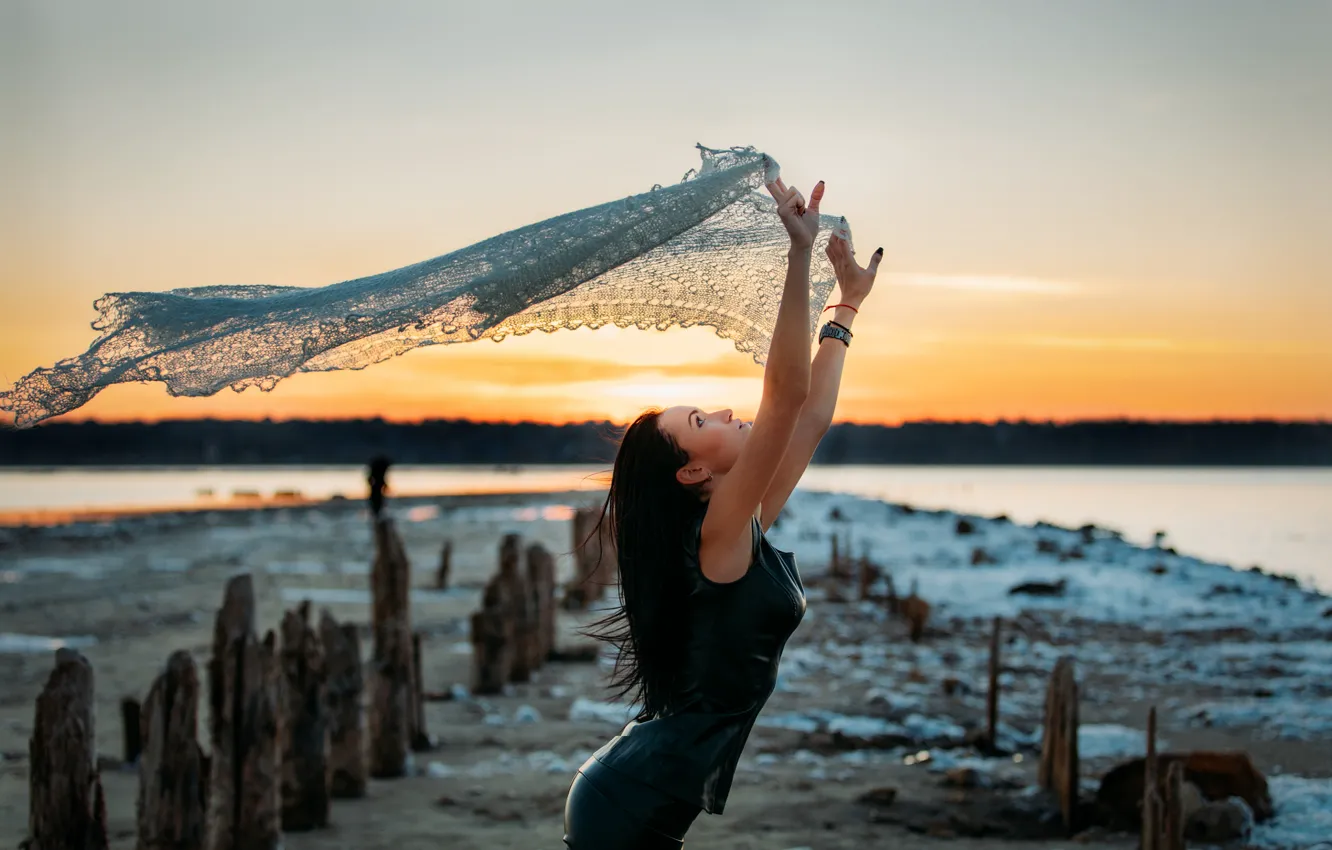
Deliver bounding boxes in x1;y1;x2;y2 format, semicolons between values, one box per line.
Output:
591;511;806;814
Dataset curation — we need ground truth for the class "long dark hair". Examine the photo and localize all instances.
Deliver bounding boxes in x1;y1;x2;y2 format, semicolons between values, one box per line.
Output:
582;409;705;721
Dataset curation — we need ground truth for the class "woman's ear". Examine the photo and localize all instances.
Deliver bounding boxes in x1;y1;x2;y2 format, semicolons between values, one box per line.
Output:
676;465;710;487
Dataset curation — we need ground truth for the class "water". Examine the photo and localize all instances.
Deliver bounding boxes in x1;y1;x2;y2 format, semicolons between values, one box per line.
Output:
2;465;1329;592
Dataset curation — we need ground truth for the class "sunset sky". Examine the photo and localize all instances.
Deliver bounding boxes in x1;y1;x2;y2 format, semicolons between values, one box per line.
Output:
3;0;1329;425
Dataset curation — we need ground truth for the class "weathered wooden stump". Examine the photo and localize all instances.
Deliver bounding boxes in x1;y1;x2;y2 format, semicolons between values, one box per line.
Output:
319;611;366;798
278;600;329;830
856;556;879;602
1142;707;1163;850
205;573;282;850
369;517;414;779
471;580;515;695
902;591;930;643
435;540;453;590
566;507;615;608
1037;656;1080;835
28;649;108;850
137;650;206;850
829;533;855;581
121;697;142;765
527;543;557;664
1162;761;1186;850
497;534;538;682
410;632;432;751
985;616;1002;751
1139;708;1187;850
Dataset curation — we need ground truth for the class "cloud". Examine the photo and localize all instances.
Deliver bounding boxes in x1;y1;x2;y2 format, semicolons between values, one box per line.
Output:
887;273;1085;296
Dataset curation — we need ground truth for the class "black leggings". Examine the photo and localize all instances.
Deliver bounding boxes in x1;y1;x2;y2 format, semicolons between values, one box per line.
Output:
563;756;701;849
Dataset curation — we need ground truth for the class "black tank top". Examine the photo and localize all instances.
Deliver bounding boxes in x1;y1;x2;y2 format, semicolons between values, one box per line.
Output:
591;511;806;814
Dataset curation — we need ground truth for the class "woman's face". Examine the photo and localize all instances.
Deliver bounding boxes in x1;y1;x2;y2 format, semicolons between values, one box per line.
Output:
658;405;751;485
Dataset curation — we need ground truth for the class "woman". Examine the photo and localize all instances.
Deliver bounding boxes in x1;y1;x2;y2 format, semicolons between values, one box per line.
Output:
564;175;882;848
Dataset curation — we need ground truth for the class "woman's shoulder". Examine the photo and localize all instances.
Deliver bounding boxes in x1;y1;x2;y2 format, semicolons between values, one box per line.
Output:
686;506;762;587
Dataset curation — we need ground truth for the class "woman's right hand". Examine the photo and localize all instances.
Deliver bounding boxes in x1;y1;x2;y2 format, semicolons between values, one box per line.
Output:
766;178;824;251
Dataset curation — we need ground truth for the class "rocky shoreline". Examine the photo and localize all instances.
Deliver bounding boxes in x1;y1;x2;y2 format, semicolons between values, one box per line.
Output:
2;488;1329;848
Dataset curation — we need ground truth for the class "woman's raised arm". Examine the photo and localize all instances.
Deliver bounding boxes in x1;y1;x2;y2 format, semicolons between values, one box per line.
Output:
698;177;825;583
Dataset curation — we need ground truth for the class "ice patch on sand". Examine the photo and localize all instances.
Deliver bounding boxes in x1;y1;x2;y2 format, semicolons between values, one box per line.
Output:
1251;774;1332;848
1076;723;1157;760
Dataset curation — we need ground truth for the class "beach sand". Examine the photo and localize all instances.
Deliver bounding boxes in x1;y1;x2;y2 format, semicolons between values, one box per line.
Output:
2;490;1329;849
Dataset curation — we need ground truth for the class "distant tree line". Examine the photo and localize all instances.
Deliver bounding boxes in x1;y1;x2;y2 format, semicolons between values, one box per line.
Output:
2;418;1328;466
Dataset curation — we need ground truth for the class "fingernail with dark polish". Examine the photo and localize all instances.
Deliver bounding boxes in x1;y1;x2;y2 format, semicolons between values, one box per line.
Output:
875;247;884;254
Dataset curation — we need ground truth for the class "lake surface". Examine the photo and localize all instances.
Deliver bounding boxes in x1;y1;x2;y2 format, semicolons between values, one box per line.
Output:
2;465;1329;592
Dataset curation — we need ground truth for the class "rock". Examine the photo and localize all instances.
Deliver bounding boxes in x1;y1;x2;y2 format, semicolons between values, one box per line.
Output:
1096;751;1273;826
1149;563;1168;575
943;767;981;788
942;677;965;697
1009;579;1068;597
1323;606;1332;618
1179;780;1206;824
1186;797;1253;843
857;786;898;806
1036;539;1059;554
514;705;542;724
955;518;975;535
971;547;997;566
902;594;931;643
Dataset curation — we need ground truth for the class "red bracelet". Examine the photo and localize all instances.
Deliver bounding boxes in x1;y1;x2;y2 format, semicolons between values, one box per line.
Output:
823;303;859;314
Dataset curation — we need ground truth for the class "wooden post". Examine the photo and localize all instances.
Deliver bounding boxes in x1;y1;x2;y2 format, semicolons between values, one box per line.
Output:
1142;706;1161;850
1037;656;1080;835
857;556;878;602
567;507;615;608
1162;760;1186;850
137;650;206;850
121;697;142;765
986;616;1002;752
498;534;537;683
205;574;281;850
319;611;366;798
902;591;930;643
471;580;515;695
369;517;413;779
410;632;432;751
28;648;109;850
278;600;329;831
435;540;452;590
527;543;557;664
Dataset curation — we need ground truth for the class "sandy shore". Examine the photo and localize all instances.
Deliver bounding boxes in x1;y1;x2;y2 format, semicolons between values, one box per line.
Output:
2;489;1330;849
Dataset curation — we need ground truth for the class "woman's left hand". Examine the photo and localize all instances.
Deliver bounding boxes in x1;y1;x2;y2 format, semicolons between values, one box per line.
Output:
826;236;882;307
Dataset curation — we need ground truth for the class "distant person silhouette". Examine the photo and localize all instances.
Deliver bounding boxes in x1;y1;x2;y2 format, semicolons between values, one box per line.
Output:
367;455;391;519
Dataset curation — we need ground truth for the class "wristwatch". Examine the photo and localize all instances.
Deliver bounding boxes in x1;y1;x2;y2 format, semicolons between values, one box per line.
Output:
819;321;852;347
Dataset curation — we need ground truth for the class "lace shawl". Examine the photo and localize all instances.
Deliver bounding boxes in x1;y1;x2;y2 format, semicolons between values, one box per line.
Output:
2;145;844;426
